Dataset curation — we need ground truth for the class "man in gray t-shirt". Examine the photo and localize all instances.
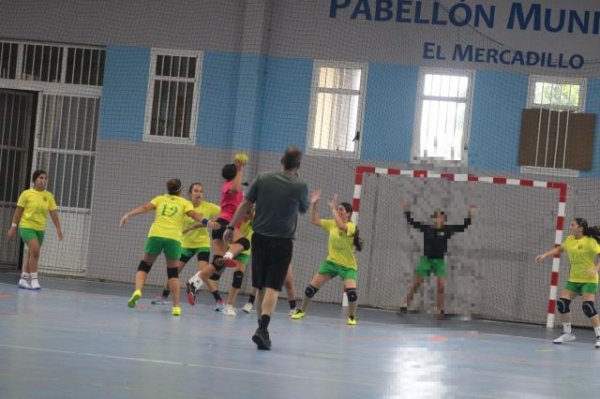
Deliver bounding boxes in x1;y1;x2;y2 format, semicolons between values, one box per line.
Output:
225;146;309;350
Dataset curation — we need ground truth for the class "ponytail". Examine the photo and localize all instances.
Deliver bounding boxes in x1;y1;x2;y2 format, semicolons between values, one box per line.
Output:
353;228;363;252
575;217;600;244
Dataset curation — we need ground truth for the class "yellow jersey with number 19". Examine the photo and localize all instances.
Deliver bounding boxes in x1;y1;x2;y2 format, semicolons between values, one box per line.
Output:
148;194;194;241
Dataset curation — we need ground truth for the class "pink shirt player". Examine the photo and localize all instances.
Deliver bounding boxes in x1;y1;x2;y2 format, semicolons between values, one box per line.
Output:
219;180;244;223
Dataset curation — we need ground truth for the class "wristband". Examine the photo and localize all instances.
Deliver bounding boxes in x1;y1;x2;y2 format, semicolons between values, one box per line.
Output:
201;218;209;225
11;222;17;228
226;225;235;230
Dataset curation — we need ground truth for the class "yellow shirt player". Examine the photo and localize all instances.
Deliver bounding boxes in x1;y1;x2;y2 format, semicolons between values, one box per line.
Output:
536;218;600;347
119;178;203;317
152;183;220;305
291;191;363;325
7;169;63;290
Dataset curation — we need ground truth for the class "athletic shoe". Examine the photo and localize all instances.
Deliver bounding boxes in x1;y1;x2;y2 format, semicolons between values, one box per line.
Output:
290;309;306;319
185;282;197;306
214;299;225;312
18;278;31;290
252;328;271;350
242;302;253;313
172;306;182;317
288;308;298;317
223;304;236;316
553;333;576;344
347;316;357;326
30;278;41;290
151;295;168;305
223;258;238;268
128;290;142;308
595;337;600;349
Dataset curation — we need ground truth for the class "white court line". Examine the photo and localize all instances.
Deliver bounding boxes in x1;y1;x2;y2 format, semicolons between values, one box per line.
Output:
0;343;378;388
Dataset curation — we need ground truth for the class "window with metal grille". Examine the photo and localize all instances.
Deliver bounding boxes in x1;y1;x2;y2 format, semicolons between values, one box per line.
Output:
0;42;18;79
65;47;105;86
36;95;99;209
307;61;366;158
413;68;474;164
21;44;63;83
528;75;585;112
143;49;202;144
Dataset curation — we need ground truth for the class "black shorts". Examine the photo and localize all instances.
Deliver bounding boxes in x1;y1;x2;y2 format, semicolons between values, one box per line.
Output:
211;218;229;240
197;251;210;263
251;233;293;291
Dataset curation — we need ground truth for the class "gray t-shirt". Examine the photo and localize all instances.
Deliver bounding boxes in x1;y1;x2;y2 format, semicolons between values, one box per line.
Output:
245;171;309;238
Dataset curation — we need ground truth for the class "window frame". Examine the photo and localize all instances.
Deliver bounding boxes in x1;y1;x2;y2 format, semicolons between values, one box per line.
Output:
143;48;203;145
527;74;586;112
306;60;368;159
412;67;475;166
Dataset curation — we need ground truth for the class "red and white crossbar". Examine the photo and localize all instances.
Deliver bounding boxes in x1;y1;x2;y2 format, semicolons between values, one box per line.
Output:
351;165;568;328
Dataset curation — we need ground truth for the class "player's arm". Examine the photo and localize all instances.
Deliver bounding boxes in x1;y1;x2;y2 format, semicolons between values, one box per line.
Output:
230;159;245;193
310;189;321;226
535;246;561;262
7;207;24;239
49;210;64;241
329;193;347;232
119;202;155;226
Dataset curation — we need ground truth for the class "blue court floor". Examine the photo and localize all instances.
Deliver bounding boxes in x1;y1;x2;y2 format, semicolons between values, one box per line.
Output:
1;274;600;399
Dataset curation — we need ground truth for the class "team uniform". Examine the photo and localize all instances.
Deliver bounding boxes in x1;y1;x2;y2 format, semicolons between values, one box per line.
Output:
144;194;195;260
212;180;244;240
561;235;600;294
234;218;253;266
316;219;358;281
404;211;471;277
16;188;58;245
180;201;220;263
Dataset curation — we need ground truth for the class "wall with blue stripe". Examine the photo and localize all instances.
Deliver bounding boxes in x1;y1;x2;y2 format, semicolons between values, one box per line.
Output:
99;45;600;175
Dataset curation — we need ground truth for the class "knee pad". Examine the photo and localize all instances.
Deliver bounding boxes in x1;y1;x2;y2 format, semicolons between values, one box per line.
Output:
232;271;244;289
557;297;571;314
212;255;225;271
346;288;358;303
305;285;318;298
210;272;222;281
137;261;152;273
583;301;598;318
235;237;251;251
179;254;192;264
167;267;179;279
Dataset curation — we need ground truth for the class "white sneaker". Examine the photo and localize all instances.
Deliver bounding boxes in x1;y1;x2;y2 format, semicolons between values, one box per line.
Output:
242;302;253;313
223;304;236;316
18;278;31;289
30;278;41;290
289;308;298;317
553;333;576;344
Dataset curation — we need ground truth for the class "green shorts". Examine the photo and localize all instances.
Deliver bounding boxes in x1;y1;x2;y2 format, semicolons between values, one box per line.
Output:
144;237;181;260
317;260;357;281
415;257;446;277
180;247;210;259
565;281;598;295
235;253;250;266
18;228;45;245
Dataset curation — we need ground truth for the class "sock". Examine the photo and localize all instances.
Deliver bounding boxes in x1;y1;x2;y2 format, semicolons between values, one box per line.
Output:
20;272;30;279
248;295;255;304
563;322;572;334
161;289;170;298
259;314;271;330
289;299;297;309
212;291;222;302
224;251;234;260
30;272;38;280
594;326;600;338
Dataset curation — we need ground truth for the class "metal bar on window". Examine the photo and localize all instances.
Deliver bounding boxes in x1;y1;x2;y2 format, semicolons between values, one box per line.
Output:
562;111;570;169
553;111;560;168
534;108;542;167
543;109;551;167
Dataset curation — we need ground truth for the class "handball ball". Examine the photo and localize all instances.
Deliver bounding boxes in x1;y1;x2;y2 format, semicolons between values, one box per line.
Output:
234;152;249;165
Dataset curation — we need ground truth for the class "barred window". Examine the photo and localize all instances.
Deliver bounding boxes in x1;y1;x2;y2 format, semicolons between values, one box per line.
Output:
143;49;202;145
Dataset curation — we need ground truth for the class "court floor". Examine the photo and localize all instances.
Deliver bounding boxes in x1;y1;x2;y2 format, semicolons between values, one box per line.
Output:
1;274;600;399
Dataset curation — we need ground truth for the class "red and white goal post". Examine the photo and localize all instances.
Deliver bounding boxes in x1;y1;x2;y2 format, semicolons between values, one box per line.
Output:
345;165;567;329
